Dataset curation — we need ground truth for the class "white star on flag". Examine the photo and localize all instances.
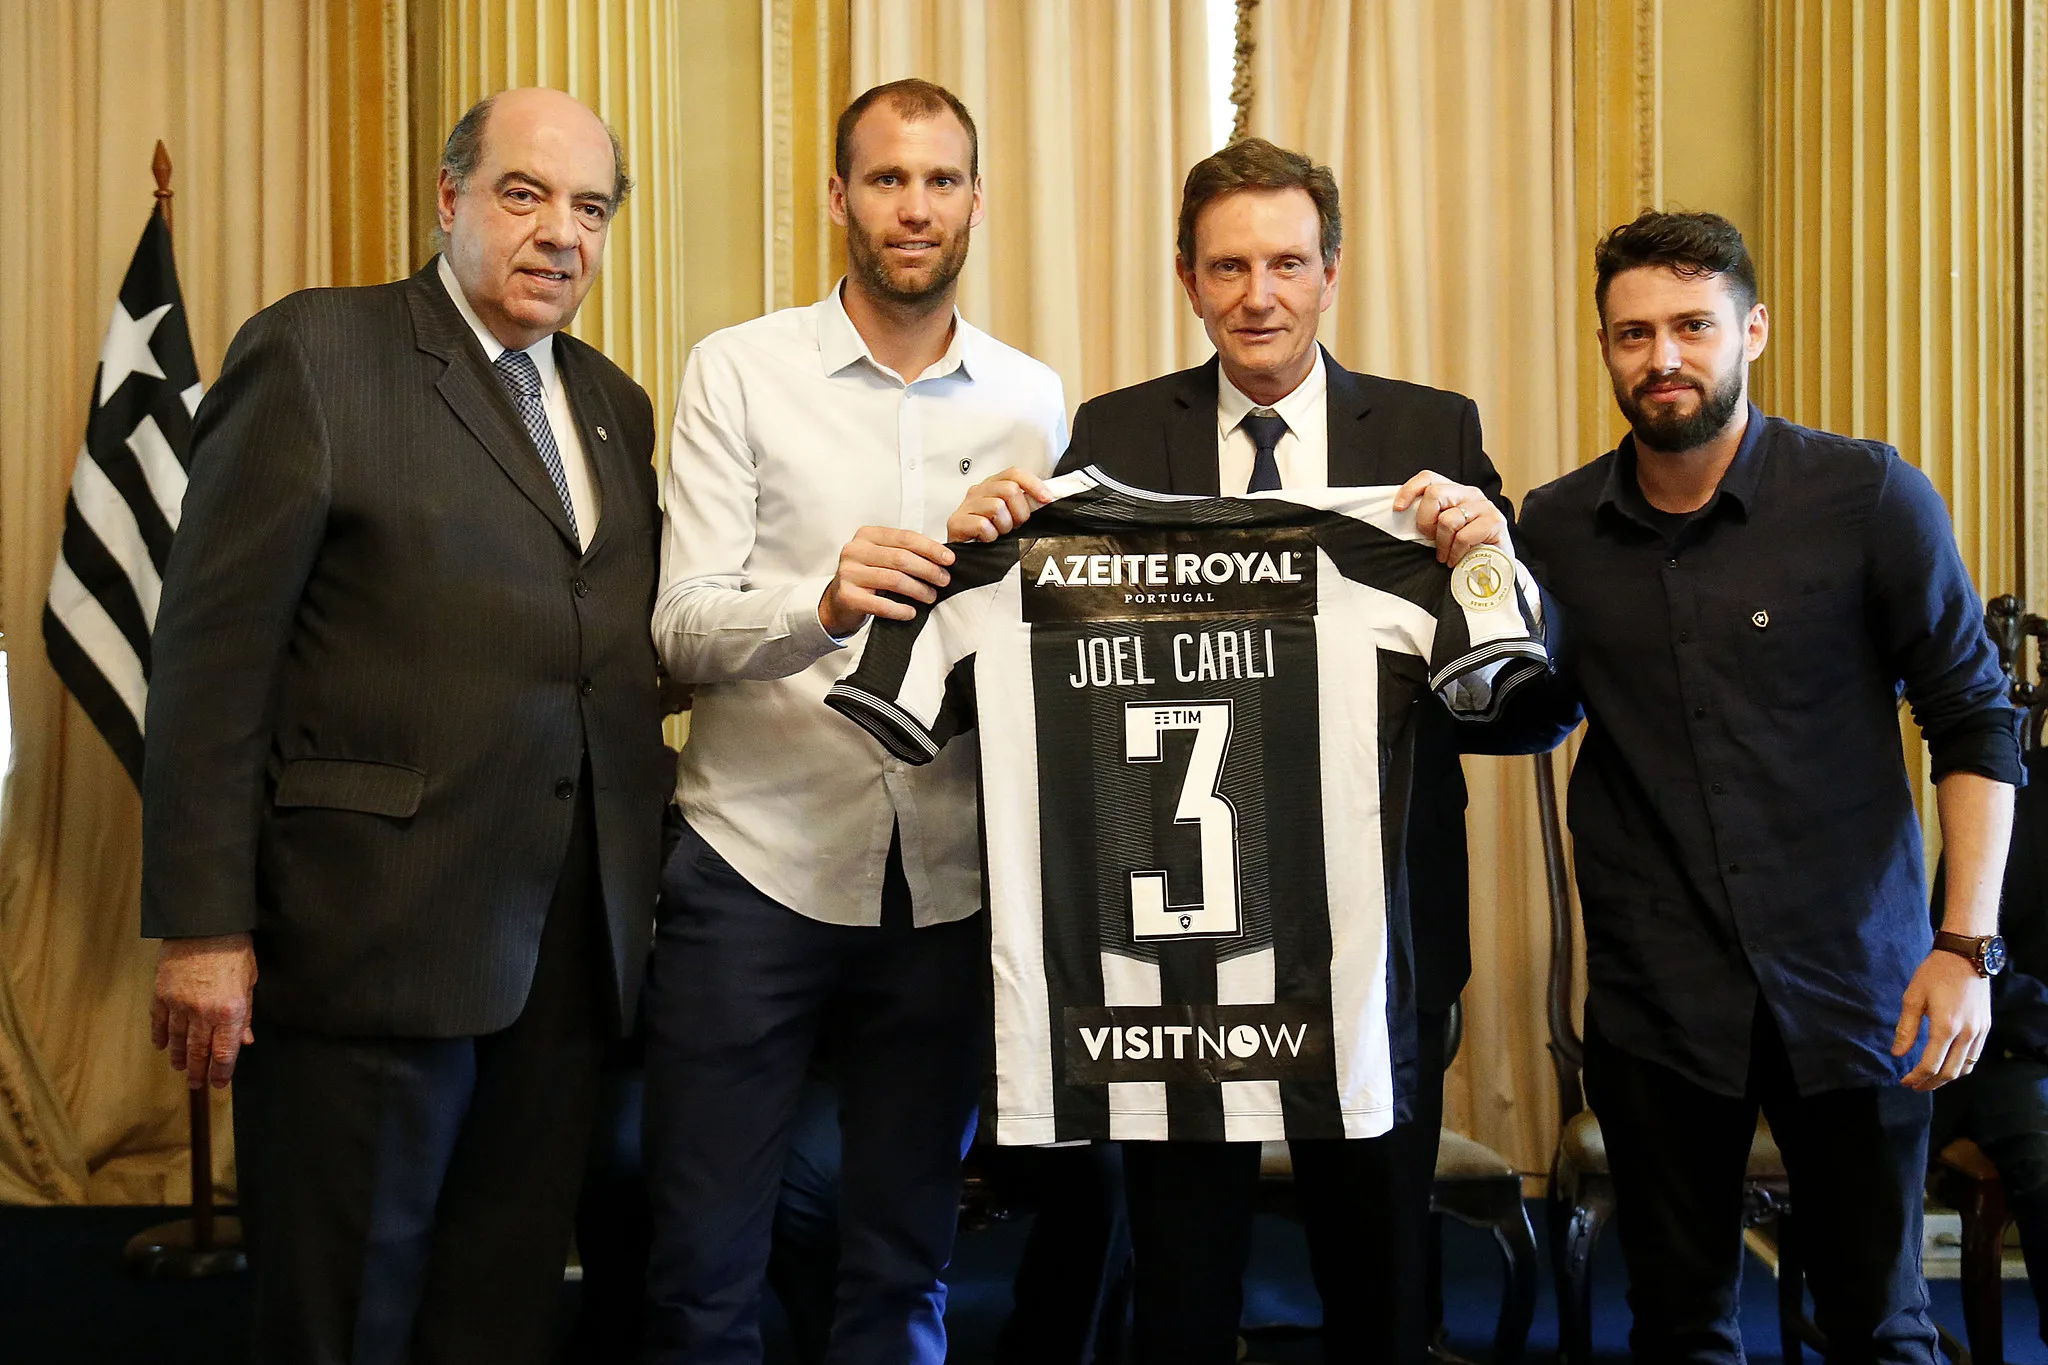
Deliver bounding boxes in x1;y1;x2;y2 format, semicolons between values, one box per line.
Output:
97;301;173;406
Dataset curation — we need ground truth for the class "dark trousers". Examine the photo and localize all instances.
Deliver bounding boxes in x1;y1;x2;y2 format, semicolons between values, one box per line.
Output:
233;788;611;1365
990;1142;1133;1365
569;1036;654;1364
1585;1005;1936;1364
764;1072;847;1364
1121;1008;1449;1365
641;822;983;1365
1931;1050;2048;1348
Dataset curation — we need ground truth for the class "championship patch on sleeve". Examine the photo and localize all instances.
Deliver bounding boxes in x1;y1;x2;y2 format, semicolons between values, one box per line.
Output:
1450;544;1514;613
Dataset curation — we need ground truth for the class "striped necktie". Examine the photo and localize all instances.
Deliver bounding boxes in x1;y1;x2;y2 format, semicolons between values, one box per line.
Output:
493;348;580;540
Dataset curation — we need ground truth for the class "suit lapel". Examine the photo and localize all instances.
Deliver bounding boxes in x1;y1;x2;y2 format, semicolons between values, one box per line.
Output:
1163;357;1223;497
406;265;581;551
555;337;628;561
1320;347;1381;487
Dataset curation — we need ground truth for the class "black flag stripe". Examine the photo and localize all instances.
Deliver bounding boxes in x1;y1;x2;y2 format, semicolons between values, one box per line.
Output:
44;207;201;788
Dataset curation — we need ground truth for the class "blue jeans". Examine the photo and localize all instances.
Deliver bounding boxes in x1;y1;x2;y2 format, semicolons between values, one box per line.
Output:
1931;1050;2048;1348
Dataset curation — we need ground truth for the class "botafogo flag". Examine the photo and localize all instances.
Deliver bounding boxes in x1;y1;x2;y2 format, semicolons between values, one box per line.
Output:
43;208;203;784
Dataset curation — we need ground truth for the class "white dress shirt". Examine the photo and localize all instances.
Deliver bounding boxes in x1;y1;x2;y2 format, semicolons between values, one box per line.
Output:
438;255;600;548
655;282;1068;927
1216;347;1328;492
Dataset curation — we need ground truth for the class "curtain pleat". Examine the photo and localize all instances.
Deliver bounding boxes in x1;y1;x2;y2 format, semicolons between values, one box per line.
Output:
1756;0;2018;874
844;0;1212;407
1249;0;1581;1176
0;0;329;1204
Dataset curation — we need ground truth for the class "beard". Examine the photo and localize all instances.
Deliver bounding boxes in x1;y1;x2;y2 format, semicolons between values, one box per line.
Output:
1614;355;1746;453
845;215;971;308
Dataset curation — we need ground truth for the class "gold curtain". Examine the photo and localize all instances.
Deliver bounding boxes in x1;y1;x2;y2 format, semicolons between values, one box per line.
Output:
0;0;330;1204
843;0;1214;406
0;0;694;1205
1246;0;1581;1176
766;0;852;314
1756;0;2018;867
1571;0;1662;463
432;0;691;463
2022;0;2048;616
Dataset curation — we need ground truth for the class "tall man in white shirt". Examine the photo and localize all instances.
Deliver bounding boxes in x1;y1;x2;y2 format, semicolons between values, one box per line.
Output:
644;80;1067;1364
948;137;1562;1365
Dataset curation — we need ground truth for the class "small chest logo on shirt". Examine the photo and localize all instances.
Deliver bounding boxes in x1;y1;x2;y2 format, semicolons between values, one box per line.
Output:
1451;544;1513;613
1020;528;1317;622
1751;609;1770;629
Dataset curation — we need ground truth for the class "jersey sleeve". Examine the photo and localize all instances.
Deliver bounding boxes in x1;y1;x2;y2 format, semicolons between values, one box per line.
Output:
824;541;1013;765
1426;544;1551;722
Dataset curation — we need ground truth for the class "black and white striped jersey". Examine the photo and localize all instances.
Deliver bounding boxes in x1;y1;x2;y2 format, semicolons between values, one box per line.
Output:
826;468;1548;1143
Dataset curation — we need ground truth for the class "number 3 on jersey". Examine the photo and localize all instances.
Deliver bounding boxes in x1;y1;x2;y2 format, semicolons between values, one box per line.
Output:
1124;700;1242;939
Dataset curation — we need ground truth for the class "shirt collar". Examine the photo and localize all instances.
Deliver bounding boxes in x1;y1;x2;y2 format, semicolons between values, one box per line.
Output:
817;277;975;384
1217;346;1326;437
437;254;558;392
1598;400;1770;529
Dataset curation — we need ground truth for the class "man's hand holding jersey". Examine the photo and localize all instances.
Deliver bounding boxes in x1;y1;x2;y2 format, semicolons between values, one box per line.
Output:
949;466;1056;543
820;526;958;637
1391;469;1509;565
945;464;1506;568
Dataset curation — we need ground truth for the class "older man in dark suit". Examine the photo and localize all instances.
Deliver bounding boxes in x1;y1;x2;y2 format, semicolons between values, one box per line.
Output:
141;87;668;1365
949;137;1567;1365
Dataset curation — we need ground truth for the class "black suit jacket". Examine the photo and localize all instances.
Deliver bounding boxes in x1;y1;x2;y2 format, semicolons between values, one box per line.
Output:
142;262;669;1038
1054;350;1554;1013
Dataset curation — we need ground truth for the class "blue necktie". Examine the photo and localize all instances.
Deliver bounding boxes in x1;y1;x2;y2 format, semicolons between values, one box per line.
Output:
493;349;580;540
1242;409;1288;493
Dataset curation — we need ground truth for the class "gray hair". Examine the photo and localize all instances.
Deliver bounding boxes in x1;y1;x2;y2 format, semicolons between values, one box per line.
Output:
432;93;635;250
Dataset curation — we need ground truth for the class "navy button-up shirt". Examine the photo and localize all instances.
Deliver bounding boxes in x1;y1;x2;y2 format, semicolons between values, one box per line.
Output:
1519;407;2022;1097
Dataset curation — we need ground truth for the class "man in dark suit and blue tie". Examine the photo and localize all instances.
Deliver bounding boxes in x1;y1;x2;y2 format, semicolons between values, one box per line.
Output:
141;87;669;1365
949;137;1566;1365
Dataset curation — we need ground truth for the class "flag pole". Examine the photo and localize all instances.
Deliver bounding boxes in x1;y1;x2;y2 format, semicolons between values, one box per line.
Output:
122;140;245;1280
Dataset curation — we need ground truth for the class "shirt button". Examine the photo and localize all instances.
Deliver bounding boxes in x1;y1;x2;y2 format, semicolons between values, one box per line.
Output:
1678;630;1692;643
1711;783;1725;795
1693;706;1707;719
572;577;590;598
1667;557;1679;569
555;777;576;800
1727;862;1741;874
580;677;594;696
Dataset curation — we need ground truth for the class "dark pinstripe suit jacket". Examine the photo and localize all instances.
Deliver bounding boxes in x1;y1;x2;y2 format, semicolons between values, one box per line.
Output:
142;261;669;1039
1052;351;1566;1017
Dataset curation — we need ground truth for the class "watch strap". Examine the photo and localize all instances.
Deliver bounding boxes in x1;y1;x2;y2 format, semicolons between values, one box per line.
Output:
1933;930;1992;976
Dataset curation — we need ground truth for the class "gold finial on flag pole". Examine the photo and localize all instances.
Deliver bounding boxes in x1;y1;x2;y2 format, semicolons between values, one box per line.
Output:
151;140;173;237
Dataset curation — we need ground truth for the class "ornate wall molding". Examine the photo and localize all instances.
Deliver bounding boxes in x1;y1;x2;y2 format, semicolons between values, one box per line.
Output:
1230;0;1258;143
766;0;796;313
2024;0;2047;612
1631;0;1660;210
1572;0;1664;465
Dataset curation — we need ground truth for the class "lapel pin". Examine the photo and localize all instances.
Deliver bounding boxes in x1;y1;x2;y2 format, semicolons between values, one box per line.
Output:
595;424;609;442
1751;609;1770;629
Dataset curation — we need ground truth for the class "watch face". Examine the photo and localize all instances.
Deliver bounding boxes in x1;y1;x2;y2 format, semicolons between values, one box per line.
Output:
1984;935;2008;976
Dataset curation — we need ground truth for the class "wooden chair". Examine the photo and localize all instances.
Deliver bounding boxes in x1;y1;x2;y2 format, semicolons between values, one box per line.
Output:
1252;998;1539;1363
1927;1137;2012;1365
1532;748;1805;1364
1425;998;1540;1364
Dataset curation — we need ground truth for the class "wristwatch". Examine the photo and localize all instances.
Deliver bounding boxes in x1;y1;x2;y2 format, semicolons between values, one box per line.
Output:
1933;931;2008;978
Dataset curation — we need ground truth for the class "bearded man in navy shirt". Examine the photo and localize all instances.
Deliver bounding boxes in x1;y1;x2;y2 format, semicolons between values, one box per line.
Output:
1518;210;2023;1363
